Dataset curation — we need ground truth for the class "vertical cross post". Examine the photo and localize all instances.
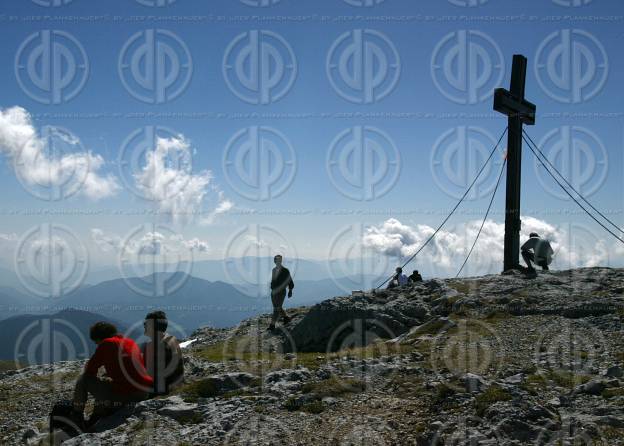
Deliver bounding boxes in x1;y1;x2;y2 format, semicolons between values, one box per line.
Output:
493;55;537;272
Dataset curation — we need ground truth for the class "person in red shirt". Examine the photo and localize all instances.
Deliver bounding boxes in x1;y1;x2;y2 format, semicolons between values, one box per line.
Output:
72;322;153;423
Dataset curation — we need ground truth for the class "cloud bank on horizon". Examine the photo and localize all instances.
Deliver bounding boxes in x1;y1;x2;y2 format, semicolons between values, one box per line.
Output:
362;217;622;277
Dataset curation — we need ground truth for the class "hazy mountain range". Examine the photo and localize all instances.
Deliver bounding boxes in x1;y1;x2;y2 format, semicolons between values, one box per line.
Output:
0;308;126;362
0;258;389;341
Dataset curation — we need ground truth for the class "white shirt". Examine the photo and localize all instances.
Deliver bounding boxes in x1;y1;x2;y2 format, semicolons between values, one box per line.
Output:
397;273;409;286
521;237;554;264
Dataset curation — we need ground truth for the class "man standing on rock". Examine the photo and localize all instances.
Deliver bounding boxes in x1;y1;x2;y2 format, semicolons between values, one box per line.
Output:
521;233;554;273
269;254;294;331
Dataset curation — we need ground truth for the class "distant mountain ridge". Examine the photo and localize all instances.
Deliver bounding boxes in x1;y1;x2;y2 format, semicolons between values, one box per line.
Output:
0;308;126;362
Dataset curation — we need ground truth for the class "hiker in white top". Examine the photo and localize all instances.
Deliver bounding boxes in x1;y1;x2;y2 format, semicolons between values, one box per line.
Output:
521;232;554;272
387;267;409;289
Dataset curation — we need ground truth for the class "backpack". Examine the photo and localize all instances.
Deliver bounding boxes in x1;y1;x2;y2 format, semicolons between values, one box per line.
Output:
49;400;85;438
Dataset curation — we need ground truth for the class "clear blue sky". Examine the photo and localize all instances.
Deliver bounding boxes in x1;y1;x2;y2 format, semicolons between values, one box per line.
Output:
0;0;622;270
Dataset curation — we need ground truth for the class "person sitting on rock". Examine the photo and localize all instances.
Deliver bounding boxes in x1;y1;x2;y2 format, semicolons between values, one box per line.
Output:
409;270;423;283
73;322;152;426
269;254;294;331
387;267;408;289
141;311;184;396
521;232;554;272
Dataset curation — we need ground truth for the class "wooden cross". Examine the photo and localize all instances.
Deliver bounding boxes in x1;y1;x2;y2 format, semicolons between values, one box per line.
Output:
493;55;537;272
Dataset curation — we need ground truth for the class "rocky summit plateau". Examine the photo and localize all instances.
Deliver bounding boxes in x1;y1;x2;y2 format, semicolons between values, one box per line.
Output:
1;267;624;445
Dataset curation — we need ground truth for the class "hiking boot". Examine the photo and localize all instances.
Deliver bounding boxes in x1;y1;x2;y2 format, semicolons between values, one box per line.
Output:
283;315;291;324
267;324;276;332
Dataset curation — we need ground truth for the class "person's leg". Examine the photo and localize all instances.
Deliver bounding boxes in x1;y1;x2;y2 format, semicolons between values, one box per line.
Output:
270;293;280;329
272;292;288;324
521;251;535;271
280;296;290;324
73;374;114;415
72;374;88;414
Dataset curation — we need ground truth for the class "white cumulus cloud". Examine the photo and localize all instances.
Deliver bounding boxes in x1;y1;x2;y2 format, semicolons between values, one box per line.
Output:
362;217;621;278
0;106;119;200
134;136;232;225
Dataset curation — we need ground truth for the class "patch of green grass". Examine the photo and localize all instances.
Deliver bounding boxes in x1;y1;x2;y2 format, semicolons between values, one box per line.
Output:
520;373;548;395
177;378;219;402
483;311;512;322
389;376;424;398
300;400;325;414
433;383;456;404
222;388;256;399
547;370;592;389
601;387;624;399
0;360;20;372
193;334;411;374
474;385;512;417
592;426;624;445
301;375;366;399
177;413;204;425
448;281;477;295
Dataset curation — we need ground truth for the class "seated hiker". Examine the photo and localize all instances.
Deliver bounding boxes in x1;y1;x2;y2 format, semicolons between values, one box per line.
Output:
141;311;184;395
521;232;554;272
269;254;294;331
72;322;152;425
409;270;423;283
387;267;408;289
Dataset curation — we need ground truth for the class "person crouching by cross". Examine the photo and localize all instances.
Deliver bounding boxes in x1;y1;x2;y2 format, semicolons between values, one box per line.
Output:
521;232;554;273
269;254;294;331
